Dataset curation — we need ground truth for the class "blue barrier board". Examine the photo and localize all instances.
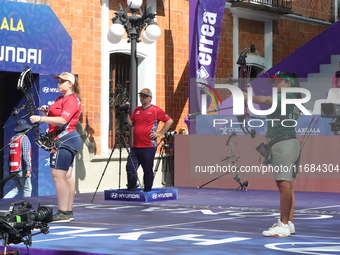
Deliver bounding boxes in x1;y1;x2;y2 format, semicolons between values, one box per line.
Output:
104;188;178;202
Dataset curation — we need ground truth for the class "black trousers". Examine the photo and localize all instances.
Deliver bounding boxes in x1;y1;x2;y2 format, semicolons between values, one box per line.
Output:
126;147;157;190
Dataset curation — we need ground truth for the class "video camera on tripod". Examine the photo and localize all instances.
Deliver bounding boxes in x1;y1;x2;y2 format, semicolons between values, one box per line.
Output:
321;103;340;135
115;103;130;125
0;200;52;246
115;104;129;113
153;129;176;186
163;130;177;141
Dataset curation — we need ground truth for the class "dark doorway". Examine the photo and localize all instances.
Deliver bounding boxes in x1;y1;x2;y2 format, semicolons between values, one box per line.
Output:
109;53;131;149
0;71;23;197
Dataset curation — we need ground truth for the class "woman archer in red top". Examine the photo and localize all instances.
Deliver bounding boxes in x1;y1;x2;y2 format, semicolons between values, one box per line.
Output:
30;72;81;223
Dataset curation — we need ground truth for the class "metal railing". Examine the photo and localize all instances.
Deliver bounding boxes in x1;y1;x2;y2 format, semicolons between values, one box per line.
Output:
228;0;293;10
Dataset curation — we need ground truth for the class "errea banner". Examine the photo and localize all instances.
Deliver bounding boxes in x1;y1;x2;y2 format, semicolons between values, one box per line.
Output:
0;0;71;74
189;0;225;116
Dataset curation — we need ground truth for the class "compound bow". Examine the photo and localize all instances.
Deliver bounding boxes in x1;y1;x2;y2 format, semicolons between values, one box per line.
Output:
224;132;248;191
16;66;55;151
197;132;248;190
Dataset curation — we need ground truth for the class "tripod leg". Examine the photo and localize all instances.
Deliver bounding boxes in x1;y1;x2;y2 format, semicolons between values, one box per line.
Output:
161;154;167;185
153;146;164;177
161;155;171;186
167;155;174;186
161;145;174;186
118;146;122;189
91;146;116;202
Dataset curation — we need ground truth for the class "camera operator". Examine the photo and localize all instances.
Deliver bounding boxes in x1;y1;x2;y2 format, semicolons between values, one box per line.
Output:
126;88;173;191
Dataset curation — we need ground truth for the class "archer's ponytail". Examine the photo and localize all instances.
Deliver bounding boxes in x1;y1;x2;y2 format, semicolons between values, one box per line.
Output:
72;74;81;101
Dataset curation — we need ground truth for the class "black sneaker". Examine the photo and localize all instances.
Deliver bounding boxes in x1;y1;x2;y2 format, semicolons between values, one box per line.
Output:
51;210;71;223
68;211;74;221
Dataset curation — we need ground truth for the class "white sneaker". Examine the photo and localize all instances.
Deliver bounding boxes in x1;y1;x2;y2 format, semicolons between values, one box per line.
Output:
288;221;295;234
269;219;295;234
262;220;291;237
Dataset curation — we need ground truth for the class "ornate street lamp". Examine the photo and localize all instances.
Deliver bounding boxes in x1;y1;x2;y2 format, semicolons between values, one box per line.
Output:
108;0;161;113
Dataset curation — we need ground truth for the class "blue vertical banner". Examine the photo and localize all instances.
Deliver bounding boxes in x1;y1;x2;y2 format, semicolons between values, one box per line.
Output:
1;0;72;196
188;0;225;133
0;0;72;74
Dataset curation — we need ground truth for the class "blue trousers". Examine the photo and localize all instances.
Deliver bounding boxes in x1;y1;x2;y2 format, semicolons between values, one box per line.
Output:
126;147;157;190
4;171;32;198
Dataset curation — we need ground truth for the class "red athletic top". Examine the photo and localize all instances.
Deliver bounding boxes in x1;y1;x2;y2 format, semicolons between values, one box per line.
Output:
131;105;171;148
48;94;81;135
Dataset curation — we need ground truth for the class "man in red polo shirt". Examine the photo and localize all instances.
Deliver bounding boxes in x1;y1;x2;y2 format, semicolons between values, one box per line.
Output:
126;88;173;191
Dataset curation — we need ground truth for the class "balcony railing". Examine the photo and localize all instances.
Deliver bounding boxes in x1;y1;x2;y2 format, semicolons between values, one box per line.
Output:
228;0;293;11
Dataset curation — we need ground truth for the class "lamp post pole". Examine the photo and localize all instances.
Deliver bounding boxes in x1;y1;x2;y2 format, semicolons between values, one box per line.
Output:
108;0;161;112
130;26;138;111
